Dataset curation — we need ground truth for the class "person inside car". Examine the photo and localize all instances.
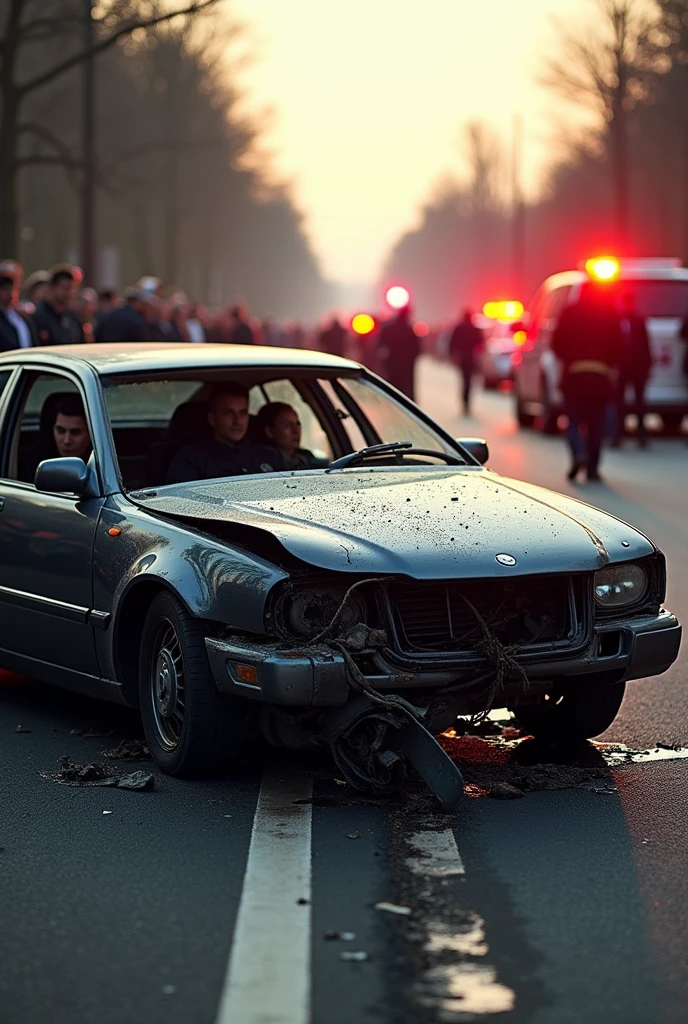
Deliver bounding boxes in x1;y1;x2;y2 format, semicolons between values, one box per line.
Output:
166;382;287;484
254;402;321;469
19;394;92;483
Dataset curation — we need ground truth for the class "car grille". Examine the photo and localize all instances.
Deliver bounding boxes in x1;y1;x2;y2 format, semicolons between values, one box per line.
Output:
388;576;575;654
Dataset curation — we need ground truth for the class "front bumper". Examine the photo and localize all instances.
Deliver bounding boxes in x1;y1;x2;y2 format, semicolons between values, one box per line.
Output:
206;609;681;707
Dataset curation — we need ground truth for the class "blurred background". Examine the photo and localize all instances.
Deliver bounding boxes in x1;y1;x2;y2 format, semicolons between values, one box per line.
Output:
2;0;687;323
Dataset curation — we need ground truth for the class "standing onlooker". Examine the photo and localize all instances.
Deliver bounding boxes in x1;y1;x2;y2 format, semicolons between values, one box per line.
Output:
94;286;154;342
228;304;254;345
551;283;623;483
186;304;206;343
21;270;50;314
0;260;37;350
31;264;84;345
375;305;420;400
611;291;652;448
449;309;483;416
318;316;347;357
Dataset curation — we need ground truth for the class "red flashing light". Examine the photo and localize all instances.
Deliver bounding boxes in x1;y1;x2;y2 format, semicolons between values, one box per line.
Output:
413;320;430;338
585;256;620;282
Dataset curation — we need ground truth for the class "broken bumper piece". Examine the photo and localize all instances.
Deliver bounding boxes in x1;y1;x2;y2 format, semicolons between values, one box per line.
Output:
206;636;351;707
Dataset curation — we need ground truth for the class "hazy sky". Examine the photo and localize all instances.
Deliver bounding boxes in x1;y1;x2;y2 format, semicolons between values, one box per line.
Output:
233;0;594;283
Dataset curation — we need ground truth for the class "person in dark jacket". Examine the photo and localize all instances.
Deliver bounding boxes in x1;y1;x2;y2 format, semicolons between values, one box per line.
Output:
166;382;286;484
449;309;483;415
318;316;347;358
375;306;420;400
551;283;623;483
95;287;154;342
0;260;37;351
228;304;254;345
254;402;321;469
612;291;653;448
32;265;84;346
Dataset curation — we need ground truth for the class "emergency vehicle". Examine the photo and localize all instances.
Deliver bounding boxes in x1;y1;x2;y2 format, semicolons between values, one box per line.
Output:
512;258;688;433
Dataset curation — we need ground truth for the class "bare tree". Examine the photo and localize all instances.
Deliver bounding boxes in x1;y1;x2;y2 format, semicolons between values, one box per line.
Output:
0;0;220;255
542;0;660;245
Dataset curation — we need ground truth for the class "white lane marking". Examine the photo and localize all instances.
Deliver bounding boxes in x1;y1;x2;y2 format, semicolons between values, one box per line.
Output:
406;829;466;877
406;830;516;1016
215;764;312;1024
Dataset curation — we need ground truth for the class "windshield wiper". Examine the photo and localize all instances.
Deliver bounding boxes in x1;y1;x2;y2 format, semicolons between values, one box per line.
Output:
327;441;465;471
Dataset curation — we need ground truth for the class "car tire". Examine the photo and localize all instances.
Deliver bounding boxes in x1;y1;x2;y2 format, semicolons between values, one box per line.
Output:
515;391;535;428
138;590;246;777
512;680;626;741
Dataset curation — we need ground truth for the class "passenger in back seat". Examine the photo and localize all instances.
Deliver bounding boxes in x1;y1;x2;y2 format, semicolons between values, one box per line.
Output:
166;381;287;484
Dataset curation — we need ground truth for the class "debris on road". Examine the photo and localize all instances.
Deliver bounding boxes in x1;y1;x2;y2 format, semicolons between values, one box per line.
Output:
70;726;115;738
347;832;361;839
340;951;369;962
375;901;412;916
41;756;155;791
324;930;356;941
14;725;31;734
102;739;151;760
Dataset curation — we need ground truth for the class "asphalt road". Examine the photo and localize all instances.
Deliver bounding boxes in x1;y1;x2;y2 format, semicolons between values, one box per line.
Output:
2;355;687;1024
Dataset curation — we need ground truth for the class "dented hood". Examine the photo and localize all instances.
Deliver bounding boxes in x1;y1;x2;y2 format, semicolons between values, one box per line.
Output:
130;468;654;579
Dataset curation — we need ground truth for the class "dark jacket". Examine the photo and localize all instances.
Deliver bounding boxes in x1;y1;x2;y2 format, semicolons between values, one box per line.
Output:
319;323;347;358
449;320;483;368
32;301;84;346
551;298;623;405
376;318;419;368
229;321;254;346
619;313;652;380
0;307;37;351
166;438;287;485
95;304;152;342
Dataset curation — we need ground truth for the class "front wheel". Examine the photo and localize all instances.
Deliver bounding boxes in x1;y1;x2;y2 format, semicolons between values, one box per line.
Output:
511;680;626;741
139;590;246;777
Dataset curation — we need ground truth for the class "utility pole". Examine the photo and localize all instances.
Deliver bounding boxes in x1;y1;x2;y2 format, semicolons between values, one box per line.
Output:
511;114;526;299
81;0;96;286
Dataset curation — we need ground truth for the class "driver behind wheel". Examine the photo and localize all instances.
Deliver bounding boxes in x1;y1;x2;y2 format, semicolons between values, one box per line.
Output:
166;382;288;484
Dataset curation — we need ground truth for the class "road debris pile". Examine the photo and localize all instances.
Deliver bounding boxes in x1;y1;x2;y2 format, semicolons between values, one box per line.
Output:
40;756;155;791
102;739;151;760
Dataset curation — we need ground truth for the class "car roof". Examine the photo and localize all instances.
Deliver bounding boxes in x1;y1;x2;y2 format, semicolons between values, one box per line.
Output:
541;265;688;293
0;342;361;376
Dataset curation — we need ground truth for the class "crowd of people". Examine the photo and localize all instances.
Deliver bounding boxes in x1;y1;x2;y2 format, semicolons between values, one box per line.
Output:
0;259;327;353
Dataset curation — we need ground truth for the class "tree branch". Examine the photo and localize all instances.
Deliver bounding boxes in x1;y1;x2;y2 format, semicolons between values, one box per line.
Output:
19;0;220;97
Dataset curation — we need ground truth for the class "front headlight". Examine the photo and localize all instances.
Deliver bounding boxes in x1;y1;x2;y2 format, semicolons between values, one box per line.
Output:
284;586;366;638
594;564;648;609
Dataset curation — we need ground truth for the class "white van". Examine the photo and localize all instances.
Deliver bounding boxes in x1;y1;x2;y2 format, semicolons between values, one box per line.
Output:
512;258;688;433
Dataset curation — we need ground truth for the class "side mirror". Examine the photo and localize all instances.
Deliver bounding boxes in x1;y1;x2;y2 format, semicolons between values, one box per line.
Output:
35;457;95;495
457;437;489;465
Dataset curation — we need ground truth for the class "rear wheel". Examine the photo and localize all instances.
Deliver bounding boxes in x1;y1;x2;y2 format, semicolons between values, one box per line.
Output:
139;590;246;777
540;389;561;434
512;680;626;741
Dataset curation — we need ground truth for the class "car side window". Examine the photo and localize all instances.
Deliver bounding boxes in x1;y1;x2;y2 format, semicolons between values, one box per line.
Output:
0;371;11;400
1;372;90;486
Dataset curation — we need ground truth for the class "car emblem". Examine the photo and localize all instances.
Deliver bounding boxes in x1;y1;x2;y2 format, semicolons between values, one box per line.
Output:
495;553;517;566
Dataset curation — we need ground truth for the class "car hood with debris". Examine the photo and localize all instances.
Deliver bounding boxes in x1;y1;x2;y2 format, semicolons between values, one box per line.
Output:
130;467;654;579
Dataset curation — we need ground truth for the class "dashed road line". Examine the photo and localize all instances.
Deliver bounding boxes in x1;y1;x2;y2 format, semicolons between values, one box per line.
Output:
215;763;313;1024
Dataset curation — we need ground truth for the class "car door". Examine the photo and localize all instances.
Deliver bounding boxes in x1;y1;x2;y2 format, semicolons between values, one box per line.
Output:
0;368;104;677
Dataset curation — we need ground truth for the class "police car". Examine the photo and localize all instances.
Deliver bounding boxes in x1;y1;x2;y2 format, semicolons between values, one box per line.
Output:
512;257;688;433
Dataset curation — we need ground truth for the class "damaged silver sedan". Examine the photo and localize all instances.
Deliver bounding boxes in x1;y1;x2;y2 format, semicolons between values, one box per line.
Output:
0;343;680;809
